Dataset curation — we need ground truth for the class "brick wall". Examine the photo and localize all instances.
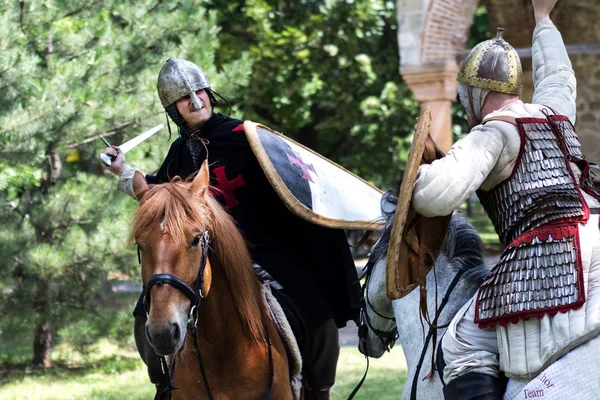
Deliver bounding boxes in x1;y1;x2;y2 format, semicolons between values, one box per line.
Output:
397;0;477;67
421;0;478;64
397;0;599;164
572;53;600;165
485;0;600;46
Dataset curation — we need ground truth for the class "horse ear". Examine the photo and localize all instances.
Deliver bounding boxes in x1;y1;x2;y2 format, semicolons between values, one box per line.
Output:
132;170;149;201
191;160;210;198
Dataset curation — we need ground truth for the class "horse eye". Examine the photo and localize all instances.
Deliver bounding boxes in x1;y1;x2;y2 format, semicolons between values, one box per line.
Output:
191;236;200;247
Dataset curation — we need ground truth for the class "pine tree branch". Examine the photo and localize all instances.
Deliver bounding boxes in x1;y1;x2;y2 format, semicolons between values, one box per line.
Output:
0;111;55;138
19;0;48;68
146;0;164;14
23;0;105;30
64;121;135;148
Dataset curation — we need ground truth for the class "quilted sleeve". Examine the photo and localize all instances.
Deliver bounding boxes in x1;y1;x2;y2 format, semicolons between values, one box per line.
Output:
412;125;506;217
531;17;577;124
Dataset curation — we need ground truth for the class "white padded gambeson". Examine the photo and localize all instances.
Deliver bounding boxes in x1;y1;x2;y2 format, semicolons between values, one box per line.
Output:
417;18;600;379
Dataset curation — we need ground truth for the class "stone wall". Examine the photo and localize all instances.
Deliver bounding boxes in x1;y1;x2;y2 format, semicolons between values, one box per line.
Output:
572;53;600;166
485;0;600;168
396;0;599;166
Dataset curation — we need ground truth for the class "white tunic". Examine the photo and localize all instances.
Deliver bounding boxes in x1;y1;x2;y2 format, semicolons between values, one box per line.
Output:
414;18;600;379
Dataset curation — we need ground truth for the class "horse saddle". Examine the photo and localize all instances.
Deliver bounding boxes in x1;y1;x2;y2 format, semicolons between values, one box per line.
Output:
262;284;304;400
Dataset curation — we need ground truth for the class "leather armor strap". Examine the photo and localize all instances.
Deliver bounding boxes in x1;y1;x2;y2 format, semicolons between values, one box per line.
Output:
482;115;518;126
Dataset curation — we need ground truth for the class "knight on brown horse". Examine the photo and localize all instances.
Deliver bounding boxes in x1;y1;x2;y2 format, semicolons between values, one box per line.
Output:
102;58;361;400
130;161;294;399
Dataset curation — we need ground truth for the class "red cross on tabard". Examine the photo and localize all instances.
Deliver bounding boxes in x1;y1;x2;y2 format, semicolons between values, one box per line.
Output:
211;165;246;209
286;151;318;182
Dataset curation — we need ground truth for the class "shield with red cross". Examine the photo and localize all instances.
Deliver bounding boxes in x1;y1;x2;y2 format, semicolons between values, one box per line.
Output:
243;121;384;230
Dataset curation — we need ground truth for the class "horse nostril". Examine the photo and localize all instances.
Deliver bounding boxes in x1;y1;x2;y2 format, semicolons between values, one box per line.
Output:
172;323;181;343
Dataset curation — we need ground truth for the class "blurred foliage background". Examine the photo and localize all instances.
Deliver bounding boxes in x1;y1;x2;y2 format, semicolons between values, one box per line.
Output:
0;0;492;394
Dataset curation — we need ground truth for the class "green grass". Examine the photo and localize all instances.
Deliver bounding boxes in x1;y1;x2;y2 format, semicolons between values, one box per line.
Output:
332;347;406;399
0;340;406;400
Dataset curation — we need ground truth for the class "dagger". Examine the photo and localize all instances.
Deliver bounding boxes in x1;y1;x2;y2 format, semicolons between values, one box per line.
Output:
99;124;164;166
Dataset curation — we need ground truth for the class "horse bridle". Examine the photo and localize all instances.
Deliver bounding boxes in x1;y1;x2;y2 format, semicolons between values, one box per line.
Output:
357;259;398;352
140;227;274;400
353;257;465;400
143;227;211;324
140;227;212;399
348;259;398;400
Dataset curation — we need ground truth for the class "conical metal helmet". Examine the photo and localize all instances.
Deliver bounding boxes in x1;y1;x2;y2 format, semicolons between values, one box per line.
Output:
457;28;522;96
157;58;210;110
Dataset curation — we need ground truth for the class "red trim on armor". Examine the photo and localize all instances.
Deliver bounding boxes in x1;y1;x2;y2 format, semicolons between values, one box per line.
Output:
475;223;586;329
546;114;600;202
507;223;577;247
232;124;244;132
543;115;591;224
576;160;600;202
547;115;570;122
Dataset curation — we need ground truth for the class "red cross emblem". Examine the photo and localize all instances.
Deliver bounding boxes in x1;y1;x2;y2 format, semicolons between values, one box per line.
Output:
286;151;317;182
211;165;246;209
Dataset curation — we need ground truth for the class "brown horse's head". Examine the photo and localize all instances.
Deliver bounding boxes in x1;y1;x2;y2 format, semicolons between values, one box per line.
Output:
130;162;214;355
130;161;267;357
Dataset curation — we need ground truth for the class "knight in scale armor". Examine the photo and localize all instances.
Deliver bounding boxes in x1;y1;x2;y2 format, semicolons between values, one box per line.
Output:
410;0;600;398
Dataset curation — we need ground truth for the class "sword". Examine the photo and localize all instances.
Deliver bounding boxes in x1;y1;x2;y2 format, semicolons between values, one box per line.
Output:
99;124;164;166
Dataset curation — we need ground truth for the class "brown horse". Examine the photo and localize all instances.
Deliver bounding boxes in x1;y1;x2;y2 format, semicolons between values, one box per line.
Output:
130;161;293;399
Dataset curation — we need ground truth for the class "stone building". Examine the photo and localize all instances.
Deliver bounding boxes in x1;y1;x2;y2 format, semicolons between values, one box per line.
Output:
396;0;600;170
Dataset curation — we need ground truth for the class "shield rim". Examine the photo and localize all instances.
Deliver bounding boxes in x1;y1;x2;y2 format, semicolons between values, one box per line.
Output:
385;107;432;300
243;121;384;230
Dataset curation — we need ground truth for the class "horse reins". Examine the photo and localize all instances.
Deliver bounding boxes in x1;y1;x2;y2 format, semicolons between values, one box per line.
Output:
141;227;274;400
361;259;398;352
348;258;398;400
354;257;465;400
409;268;464;400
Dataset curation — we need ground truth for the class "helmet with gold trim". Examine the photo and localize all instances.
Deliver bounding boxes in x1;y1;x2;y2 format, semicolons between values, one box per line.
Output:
457;28;522;96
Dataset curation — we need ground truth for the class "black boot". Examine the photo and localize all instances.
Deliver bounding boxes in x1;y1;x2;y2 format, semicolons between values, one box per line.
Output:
443;372;507;400
303;387;331;400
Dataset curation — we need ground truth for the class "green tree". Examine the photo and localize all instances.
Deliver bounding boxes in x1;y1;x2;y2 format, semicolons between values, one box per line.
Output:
209;0;420;189
0;0;252;367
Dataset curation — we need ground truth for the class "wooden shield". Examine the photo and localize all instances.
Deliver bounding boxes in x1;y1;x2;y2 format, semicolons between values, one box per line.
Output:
385;107;451;300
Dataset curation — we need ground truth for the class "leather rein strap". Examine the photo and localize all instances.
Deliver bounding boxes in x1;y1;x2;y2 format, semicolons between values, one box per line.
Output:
410;269;464;400
349;259;398;400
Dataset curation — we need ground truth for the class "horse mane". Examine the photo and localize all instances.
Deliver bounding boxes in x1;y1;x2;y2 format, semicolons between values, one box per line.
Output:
371;190;490;285
130;178;269;344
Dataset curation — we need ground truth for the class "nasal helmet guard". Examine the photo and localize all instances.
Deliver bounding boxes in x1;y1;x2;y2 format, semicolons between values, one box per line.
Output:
157;58;217;127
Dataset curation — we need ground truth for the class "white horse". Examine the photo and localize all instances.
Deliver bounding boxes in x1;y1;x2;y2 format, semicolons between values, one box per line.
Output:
359;192;600;399
358;191;490;400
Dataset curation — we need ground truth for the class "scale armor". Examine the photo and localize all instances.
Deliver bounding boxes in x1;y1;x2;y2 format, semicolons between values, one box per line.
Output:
475;115;590;327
